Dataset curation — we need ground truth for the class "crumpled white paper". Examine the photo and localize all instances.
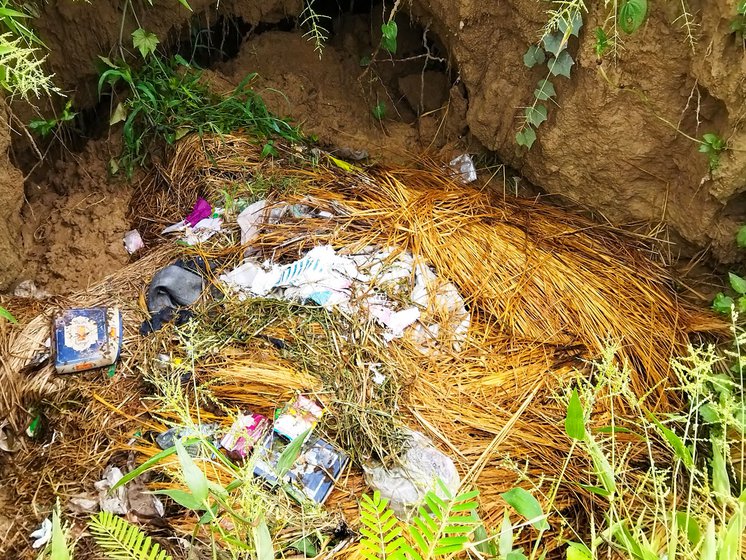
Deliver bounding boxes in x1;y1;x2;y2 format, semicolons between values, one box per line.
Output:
30;518;52;549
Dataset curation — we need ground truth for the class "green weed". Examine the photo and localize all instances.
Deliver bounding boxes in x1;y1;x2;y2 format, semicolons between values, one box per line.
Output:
517;9;583;149
28;99;76;137
99;43;302;177
372;100;387;120
358;484;482;559
618;0;647;34
557;343;745;560
300;0;330;57
0;0;57;99
731;1;746;41
699;132;725;171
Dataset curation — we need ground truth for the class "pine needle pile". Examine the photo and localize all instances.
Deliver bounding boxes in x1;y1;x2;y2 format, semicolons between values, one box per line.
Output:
0;133;725;559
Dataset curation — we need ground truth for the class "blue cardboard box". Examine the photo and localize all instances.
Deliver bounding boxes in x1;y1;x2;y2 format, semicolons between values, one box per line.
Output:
53;308;123;373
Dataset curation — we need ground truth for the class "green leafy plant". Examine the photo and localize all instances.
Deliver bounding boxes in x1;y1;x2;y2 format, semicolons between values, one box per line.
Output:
131;28;159;59
381;21;398;54
88;510;173;560
300;0;330;57
731;1;746;40
699;132;725;171
372;100;386;121
0;304;17;323
555;345;746;560
0;0;57;99
28;99;76;137
98;55;302;176
359;491;407;560
594;27;609;58
713;226;746;314
517;10;583;149
618;0;648;34
358;482;482;560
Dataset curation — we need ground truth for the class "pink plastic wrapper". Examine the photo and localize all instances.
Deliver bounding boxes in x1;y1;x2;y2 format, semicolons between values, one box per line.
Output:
220;413;270;459
185;198;212;226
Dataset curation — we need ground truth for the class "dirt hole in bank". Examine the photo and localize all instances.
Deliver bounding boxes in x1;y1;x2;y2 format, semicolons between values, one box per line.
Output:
9;1;486;296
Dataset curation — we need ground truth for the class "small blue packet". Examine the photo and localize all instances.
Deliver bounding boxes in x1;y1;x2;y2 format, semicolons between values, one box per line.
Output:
53;307;123;374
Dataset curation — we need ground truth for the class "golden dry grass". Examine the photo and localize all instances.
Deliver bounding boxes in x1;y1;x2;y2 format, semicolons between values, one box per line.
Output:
0;133;725;558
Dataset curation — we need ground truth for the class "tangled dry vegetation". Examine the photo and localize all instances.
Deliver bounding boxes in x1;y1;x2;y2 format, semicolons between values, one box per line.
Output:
0;134;734;559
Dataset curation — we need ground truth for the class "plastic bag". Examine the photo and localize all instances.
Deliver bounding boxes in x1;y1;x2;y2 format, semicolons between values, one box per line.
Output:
363;431;460;520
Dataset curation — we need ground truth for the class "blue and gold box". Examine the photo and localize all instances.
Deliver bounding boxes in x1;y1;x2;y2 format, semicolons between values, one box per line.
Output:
53;308;123;374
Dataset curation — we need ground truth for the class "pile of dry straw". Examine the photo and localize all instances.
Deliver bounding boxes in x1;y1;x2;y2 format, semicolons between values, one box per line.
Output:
0;134;722;558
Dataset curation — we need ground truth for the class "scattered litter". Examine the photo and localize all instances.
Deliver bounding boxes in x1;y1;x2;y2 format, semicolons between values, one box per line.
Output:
125;477;165;520
90;466;165;518
146;262;204;314
94;465;128;515
123;229;144;254
30;517;52;549
237;199;268;245
155;423;219;454
220;412;270;460
221;244;470;349
274;395;325;441
162;199;224;245
19;346;50;376
25;414;42;438
53;307;123;374
254;433;349;504
449;154;477;183
13;280;50;299
363;431;460;520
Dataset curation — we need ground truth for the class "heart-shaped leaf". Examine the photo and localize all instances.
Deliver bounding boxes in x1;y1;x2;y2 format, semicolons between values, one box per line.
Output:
516;127;537;148
525;105;548;127
523;45;546;68
542;31;566;57
549;50;574;78
534;79;556;100
381;21;398;53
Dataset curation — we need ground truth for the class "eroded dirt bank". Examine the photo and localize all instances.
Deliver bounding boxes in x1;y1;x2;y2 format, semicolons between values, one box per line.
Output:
1;0;745;292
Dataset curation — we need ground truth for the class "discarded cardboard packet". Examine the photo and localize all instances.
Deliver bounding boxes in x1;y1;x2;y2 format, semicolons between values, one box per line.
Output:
253;433;348;504
273;395;324;441
53;308;123;374
220;412;270;459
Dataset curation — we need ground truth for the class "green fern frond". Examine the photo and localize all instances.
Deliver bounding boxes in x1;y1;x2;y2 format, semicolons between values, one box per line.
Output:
407;483;481;559
359;491;407;560
88;511;173;560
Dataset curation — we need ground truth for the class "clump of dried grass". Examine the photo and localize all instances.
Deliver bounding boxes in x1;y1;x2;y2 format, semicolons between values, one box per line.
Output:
0;132;727;558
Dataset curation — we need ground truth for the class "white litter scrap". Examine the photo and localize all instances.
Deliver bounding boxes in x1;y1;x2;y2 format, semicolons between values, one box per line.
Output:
449;154;477;184
363;431;460;521
30;517;52;549
94;465;128;515
162;208;225;245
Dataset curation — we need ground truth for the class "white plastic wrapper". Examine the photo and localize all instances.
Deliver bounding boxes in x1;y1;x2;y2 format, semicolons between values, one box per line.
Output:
363;431;460;520
123;229;144;254
449;154;477;183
